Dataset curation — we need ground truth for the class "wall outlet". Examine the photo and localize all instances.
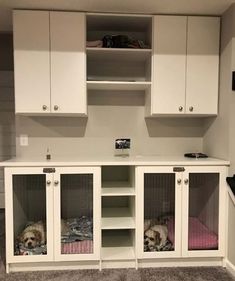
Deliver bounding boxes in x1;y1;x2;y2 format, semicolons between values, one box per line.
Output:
19;134;28;146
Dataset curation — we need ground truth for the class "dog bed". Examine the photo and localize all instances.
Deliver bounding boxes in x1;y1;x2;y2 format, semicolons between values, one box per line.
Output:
61;240;93;254
167;216;218;250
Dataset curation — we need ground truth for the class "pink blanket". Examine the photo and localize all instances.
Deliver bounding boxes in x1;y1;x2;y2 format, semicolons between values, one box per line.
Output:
167;217;218;250
61;240;93;254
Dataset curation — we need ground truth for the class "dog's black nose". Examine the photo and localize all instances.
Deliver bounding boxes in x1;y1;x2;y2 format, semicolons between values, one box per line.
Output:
27;242;33;249
144;241;149;245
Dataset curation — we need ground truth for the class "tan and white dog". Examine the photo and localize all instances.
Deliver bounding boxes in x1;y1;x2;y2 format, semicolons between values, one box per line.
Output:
19;221;46;249
144;224;168;251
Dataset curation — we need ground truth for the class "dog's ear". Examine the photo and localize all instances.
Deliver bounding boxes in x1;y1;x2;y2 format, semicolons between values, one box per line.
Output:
33;230;42;244
154;231;161;245
17;231;25;244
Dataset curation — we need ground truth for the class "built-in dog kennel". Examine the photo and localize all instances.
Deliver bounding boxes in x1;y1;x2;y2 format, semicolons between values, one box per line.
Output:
144;172;219;252
12;173;94;256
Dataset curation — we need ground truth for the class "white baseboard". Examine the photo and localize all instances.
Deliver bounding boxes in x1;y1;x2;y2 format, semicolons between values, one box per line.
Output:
225;259;235;277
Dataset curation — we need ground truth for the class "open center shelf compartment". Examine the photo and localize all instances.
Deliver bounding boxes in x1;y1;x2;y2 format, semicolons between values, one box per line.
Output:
102;196;135;229
102;229;135;260
101;165;135;196
86;13;152;90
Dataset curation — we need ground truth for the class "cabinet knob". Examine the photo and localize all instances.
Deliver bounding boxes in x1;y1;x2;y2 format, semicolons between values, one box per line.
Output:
54;180;59;185
179;106;183;112
177;179;182;184
46;180;51;185
184;178;189;185
189;106;194;112
42;105;47;111
54;105;59;111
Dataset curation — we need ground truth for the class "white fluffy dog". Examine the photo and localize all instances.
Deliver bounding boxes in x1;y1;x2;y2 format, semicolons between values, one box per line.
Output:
19;221;46;249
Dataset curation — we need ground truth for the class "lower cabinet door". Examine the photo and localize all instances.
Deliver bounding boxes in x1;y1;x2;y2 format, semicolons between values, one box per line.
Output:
53;167;101;261
136;167;182;258
5;167;54;263
181;166;227;257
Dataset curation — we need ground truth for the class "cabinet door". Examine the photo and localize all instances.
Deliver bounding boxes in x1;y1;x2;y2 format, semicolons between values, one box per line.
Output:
50;12;87;115
186;17;220;115
4;167;54;263
13;10;51;114
53;167;101;261
152;16;187;115
181;166;227;257
136;167;182;258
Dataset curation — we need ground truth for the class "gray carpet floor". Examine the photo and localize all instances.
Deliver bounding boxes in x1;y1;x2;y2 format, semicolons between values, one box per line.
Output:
0;210;235;281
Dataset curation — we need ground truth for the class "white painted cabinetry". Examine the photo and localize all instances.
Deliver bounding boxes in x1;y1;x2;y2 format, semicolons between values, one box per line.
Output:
150;16;220;116
13;10;87;115
136;166;226;259
3;161;228;272
4;166;100;271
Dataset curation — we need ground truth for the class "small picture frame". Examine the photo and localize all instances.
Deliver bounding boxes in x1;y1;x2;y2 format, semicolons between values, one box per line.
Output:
115;138;131;157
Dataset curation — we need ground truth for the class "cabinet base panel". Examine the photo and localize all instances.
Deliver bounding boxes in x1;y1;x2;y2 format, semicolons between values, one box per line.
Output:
138;257;223;268
6;258;225;273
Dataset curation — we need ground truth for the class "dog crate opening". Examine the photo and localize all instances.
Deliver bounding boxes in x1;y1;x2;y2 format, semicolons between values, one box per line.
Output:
60;174;94;255
13;174;47;256
144;173;175;252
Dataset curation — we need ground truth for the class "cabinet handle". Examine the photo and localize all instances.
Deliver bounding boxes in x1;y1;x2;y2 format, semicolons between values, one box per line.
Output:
189;106;194;112
179;106;183;112
42;105;47;111
54;105;59;111
184;178;189;185
54;180;59;185
177;179;182;184
46;180;51;185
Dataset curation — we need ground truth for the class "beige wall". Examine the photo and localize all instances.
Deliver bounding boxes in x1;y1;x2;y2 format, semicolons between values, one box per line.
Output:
0;33;15;208
15;99;203;158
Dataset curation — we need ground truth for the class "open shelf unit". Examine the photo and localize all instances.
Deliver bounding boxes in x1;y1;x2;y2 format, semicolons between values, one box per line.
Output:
102;229;135;260
101;166;136;261
86;13;152;92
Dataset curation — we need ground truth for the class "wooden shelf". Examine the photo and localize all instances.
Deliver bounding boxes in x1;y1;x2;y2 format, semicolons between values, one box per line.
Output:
87;81;151;91
102;207;135;229
102;247;135;260
102;217;135;229
102;181;135;196
102;229;135;260
87;47;152;62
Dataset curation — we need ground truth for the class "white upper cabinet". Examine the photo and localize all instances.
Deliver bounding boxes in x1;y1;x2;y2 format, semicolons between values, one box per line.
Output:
50;12;86;114
150;15;220;116
13;10;51;114
152;16;187;115
186;17;220;115
13;10;87;115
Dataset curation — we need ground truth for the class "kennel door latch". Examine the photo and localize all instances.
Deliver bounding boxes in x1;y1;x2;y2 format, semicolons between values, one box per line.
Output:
173;167;185;172
43;167;56;173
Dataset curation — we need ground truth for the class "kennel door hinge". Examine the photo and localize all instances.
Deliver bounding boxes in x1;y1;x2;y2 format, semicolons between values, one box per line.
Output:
173;167;185;172
43;167;56;173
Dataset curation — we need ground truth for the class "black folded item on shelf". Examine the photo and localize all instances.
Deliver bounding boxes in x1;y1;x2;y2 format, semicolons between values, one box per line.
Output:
184;153;208;158
226;175;235;196
102;34;148;49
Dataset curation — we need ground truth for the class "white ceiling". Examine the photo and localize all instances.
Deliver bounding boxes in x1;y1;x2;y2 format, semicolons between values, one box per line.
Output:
0;0;235;32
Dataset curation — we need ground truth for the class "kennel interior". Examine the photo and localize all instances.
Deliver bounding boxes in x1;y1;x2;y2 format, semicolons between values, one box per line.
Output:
144;173;175;252
144;172;219;252
13;174;47;256
60;173;94;255
186;173;219;251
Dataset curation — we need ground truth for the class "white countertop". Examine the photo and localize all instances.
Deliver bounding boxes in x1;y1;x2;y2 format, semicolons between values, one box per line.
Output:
0;155;230;167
